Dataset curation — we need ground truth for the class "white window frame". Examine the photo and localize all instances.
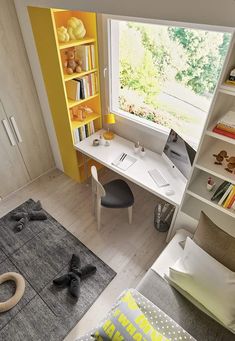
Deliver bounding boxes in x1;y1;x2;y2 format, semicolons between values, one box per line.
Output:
105;14;233;135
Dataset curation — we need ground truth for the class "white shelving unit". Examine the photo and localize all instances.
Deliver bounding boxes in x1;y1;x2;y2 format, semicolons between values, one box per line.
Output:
169;34;235;241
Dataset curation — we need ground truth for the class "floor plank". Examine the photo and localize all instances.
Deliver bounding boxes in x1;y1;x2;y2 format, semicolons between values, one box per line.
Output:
0;168;167;340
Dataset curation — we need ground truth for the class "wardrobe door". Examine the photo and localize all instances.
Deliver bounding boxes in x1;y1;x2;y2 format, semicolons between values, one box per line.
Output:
0;0;54;180
0;101;30;198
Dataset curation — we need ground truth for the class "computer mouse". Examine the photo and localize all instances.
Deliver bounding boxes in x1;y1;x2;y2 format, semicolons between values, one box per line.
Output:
165;189;175;196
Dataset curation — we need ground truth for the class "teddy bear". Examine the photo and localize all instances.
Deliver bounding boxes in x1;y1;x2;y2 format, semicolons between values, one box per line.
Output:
64;49;82;74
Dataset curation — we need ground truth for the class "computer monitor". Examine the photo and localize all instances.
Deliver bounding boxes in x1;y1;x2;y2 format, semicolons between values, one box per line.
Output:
163;129;196;179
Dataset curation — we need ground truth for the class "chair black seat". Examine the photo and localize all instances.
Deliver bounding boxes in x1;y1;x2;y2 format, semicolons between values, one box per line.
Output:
101;179;134;209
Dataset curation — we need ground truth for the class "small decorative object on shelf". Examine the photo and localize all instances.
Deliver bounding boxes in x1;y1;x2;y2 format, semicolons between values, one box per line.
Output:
64;49;82;75
70;106;83;121
213;150;228;165
57;26;70;43
212;150;235;174
67;17;86;40
140;146;145;157
134;141;140;154
225;156;235;173
92;139;99;146
207;177;215;191
99;134;104;145
225;67;235;85
71;106;93;121
103;113;116;140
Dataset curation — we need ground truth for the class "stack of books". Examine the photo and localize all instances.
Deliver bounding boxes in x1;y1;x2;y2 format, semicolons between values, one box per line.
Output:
73;121;95;144
211;181;235;209
75;44;96;71
213;110;235;139
66;73;98;101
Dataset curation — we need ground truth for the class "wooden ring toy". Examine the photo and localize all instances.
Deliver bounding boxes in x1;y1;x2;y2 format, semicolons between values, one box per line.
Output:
0;272;25;312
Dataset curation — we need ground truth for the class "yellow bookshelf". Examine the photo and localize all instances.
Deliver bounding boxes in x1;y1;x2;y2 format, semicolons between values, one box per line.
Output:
28;7;102;183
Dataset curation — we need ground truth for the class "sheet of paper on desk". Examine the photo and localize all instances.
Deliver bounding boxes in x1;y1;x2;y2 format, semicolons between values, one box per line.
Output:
112;154;137;171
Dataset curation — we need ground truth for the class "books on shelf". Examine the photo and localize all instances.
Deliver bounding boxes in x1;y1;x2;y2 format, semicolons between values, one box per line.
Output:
73;120;95;144
211;181;231;202
212;127;235;139
211;181;235;208
213;110;235;139
75;44;96;71
66;79;81;101
66;73;98;101
218;184;233;206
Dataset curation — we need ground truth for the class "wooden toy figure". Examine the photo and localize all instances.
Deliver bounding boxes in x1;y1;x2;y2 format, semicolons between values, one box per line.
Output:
213;150;229;165
225;156;235;173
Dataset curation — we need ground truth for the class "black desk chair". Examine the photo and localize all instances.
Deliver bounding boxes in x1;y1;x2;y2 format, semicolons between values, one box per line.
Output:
91;166;134;230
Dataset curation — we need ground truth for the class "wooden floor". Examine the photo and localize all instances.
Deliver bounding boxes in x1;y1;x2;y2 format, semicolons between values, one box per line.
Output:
0;168;167;340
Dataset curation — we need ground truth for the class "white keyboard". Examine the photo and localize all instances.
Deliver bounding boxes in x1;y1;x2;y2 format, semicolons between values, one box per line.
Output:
148;169;169;187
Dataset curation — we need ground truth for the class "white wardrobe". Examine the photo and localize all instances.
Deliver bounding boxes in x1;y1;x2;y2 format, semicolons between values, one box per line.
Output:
0;0;54;198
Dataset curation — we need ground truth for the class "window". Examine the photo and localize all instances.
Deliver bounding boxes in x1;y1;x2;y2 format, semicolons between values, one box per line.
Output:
108;18;231;148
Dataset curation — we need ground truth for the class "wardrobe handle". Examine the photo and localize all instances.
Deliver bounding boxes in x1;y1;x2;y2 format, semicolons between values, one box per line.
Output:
2;119;16;146
10;116;22;143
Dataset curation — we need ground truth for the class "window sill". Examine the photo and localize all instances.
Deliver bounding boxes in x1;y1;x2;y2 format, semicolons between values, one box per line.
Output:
111;108;170;136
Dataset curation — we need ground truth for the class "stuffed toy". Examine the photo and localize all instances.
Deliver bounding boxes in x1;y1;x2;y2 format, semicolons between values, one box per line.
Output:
67;17;86;40
225;156;235;173
53;254;97;299
64;49;82;74
57;26;70;43
11;200;47;232
213;150;228;165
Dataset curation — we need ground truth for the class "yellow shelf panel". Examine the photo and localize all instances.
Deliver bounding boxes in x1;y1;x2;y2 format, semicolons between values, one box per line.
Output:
52;9;68;13
68;93;99;108
64;68;98;82
71;112;101;130
59;37;96;50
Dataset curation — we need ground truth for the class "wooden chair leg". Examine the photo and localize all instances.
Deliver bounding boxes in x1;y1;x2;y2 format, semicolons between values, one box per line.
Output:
128;206;133;224
97;201;101;231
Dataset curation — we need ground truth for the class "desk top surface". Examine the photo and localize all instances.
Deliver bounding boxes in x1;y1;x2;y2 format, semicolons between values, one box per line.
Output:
74;130;186;206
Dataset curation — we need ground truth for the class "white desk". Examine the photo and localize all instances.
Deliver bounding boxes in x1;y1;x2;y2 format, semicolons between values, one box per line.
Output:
74;130;186;239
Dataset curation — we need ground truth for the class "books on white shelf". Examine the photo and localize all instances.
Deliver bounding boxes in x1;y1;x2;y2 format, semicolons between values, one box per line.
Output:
75;44;96;71
73;121;95;144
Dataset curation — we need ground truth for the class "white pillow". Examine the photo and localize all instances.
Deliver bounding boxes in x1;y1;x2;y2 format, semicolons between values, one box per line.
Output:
168;237;235;333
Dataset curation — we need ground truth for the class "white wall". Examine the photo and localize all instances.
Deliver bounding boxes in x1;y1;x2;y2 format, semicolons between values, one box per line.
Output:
14;0;235;166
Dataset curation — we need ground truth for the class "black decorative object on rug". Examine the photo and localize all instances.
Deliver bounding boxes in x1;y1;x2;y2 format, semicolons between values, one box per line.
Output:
11;200;47;232
53;254;97;298
0;199;116;341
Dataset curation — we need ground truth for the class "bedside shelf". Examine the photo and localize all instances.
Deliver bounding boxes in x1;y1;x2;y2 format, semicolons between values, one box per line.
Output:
68;93;99;109
59;37;95;50
195;161;235;186
71;112;101;130
187;171;235;218
63;69;98;82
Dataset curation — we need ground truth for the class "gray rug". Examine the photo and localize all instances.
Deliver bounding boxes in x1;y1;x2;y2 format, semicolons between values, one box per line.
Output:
0;199;116;341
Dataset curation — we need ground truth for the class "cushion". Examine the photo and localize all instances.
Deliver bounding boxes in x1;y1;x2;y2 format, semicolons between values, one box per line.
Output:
102;179;134;208
0;272;25;312
167;237;235;333
92;291;169;341
193;211;235;271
